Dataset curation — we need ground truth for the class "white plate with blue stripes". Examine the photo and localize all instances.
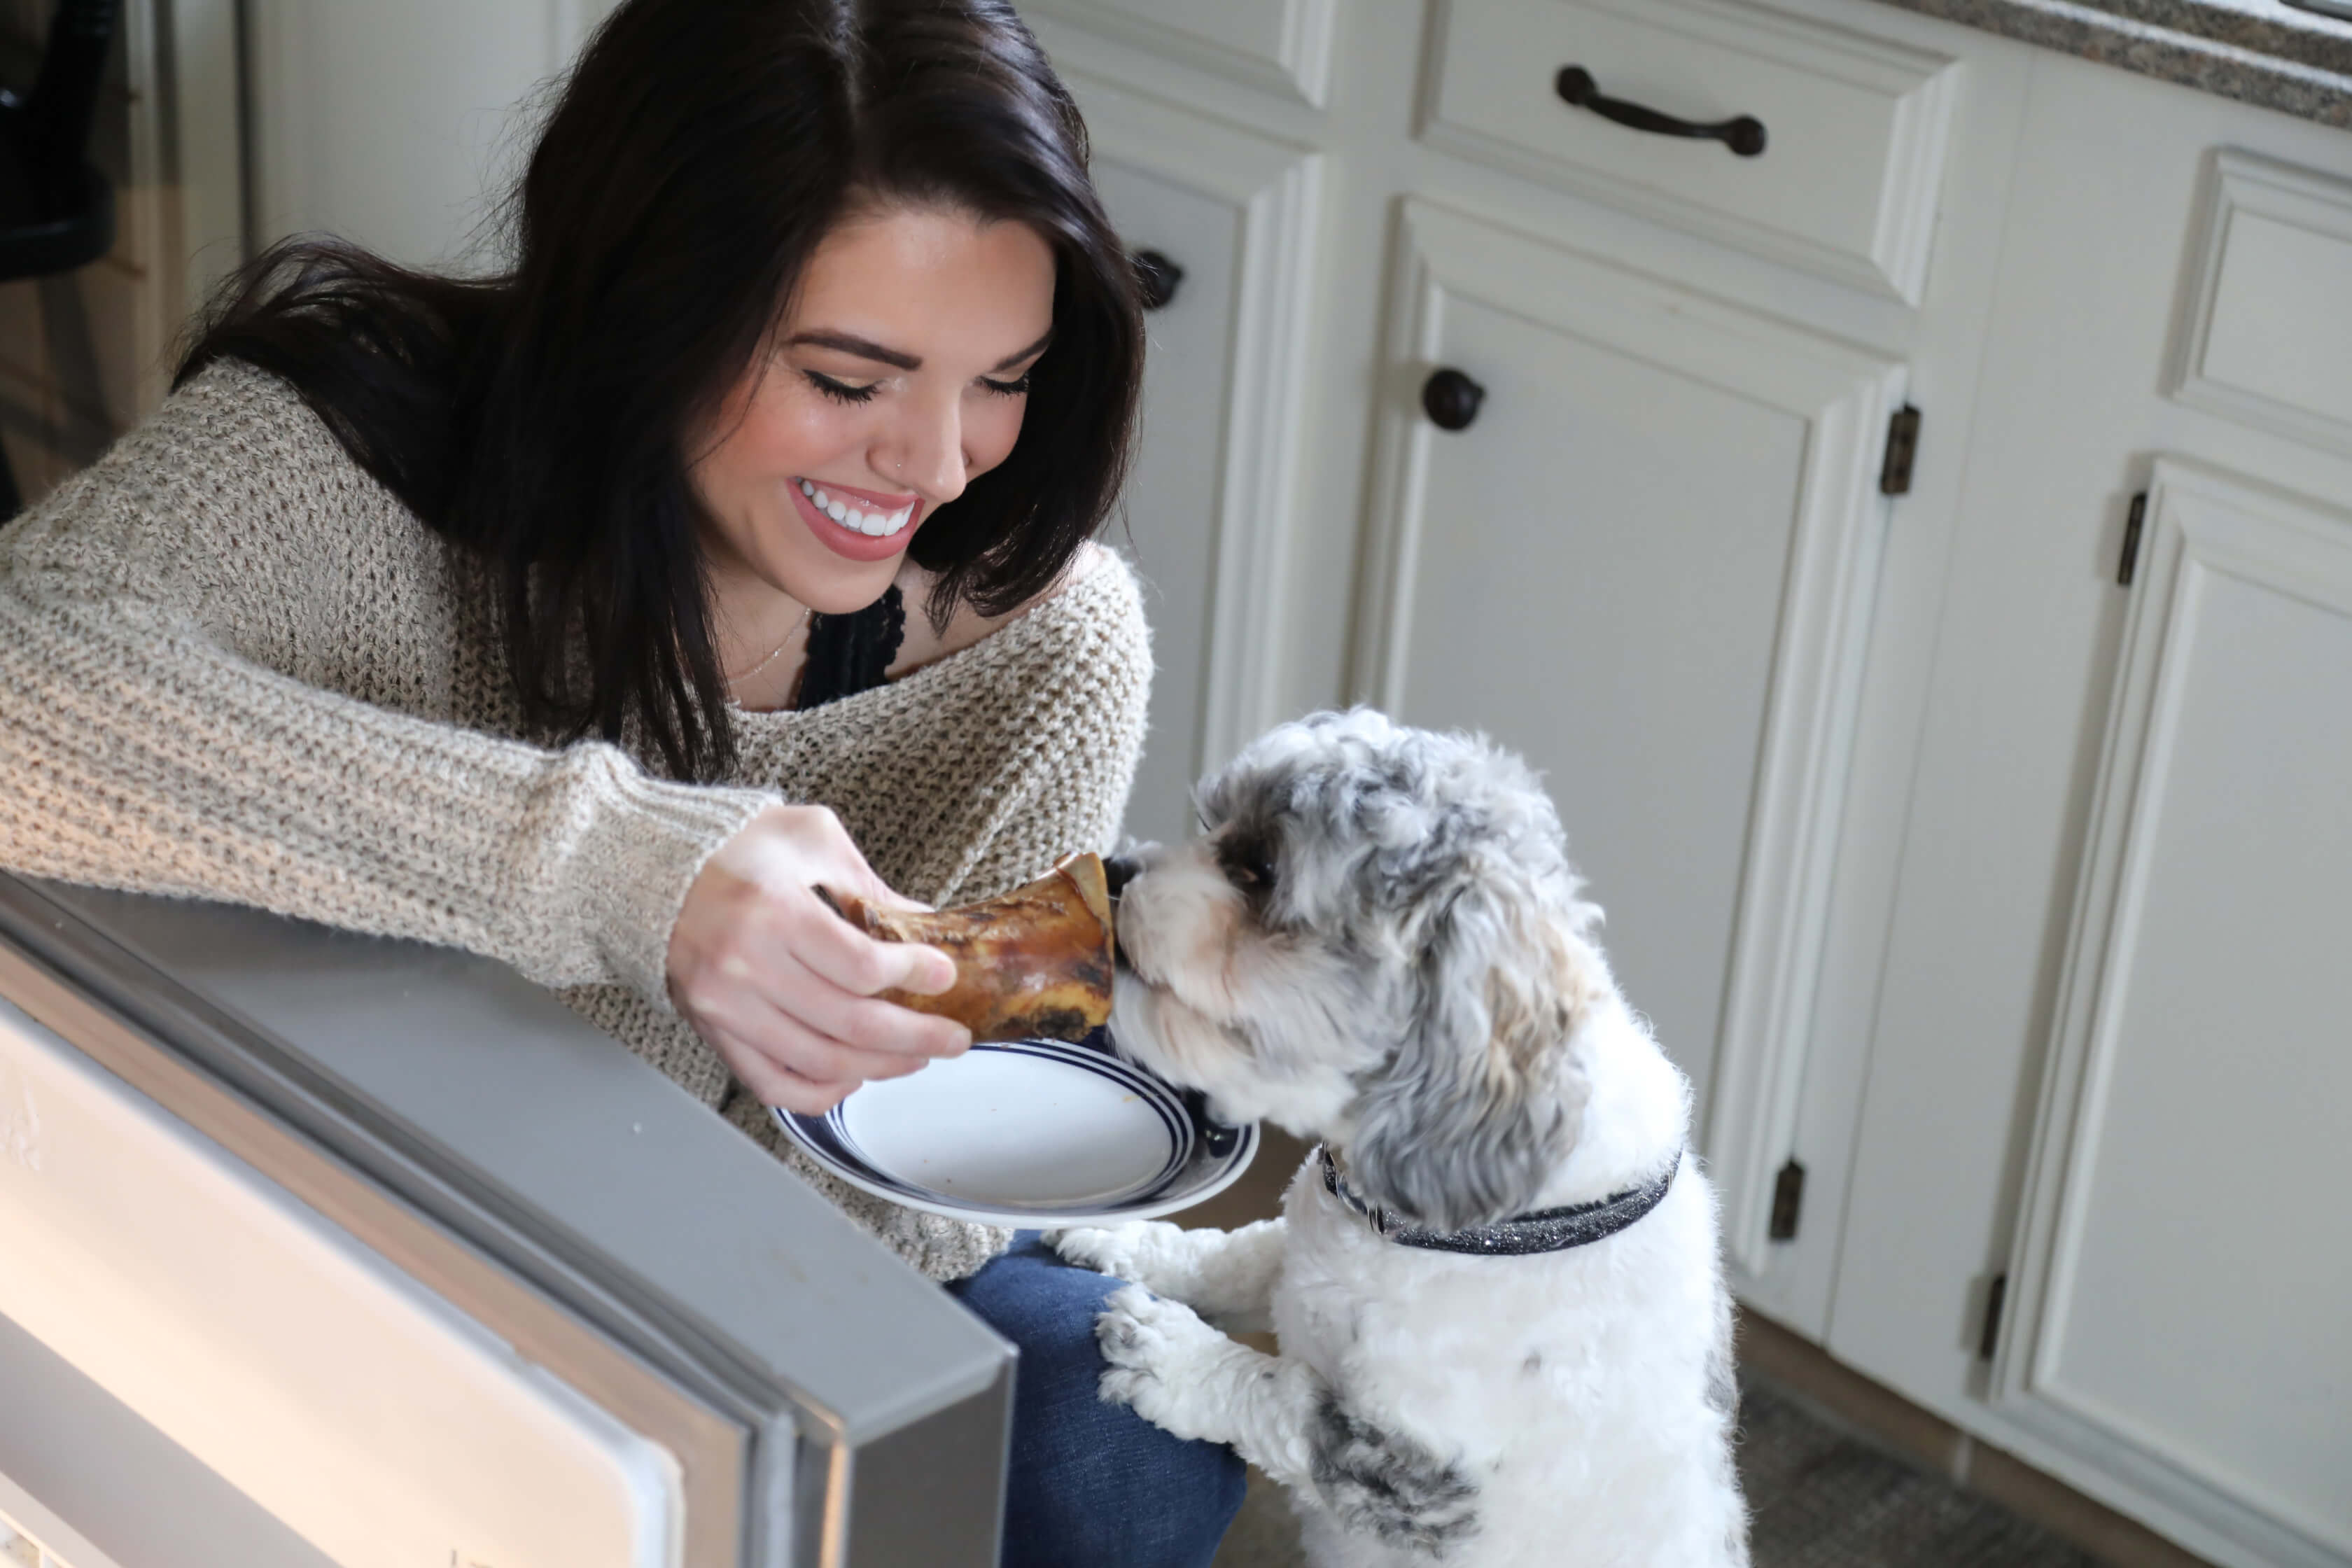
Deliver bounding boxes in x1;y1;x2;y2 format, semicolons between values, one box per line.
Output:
772;1029;1256;1226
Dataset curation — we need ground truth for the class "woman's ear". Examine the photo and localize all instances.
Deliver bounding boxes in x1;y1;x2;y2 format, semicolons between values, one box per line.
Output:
1343;892;1590;1233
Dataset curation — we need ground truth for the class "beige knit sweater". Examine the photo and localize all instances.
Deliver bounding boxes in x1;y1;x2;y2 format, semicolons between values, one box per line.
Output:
0;358;1153;1282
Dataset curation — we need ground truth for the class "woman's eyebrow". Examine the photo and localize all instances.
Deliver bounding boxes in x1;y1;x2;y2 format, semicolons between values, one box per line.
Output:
785;330;920;370
990;328;1054;372
780;326;1055;374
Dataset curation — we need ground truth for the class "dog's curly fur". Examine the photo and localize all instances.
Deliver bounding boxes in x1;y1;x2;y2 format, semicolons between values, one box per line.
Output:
1055;710;1749;1567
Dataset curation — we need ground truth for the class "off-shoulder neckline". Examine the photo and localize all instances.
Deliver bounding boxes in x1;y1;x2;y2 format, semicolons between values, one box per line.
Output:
723;547;1133;730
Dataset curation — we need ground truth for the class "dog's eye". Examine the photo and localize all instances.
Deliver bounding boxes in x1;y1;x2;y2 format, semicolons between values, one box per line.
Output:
1221;838;1278;892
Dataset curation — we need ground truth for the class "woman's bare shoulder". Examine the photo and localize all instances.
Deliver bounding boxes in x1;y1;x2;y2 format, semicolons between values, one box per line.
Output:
886;540;1112;676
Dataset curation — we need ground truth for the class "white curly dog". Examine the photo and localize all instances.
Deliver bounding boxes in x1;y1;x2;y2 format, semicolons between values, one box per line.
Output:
1054;710;1748;1567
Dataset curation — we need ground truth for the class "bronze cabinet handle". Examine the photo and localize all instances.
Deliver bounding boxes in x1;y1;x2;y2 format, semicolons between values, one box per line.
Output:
1422;368;1486;432
1554;66;1766;158
1131;248;1184;311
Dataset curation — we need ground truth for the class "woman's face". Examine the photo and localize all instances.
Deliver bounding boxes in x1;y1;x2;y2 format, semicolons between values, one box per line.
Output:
688;202;1058;617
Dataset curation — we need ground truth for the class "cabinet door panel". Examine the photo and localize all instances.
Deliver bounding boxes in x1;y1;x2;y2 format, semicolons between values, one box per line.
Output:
1089;162;1240;847
1356;200;1903;1275
1060;75;1320;846
1998;461;2352;1568
1398;293;1801;1102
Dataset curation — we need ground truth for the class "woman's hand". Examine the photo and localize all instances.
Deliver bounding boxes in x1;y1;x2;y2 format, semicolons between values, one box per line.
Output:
668;804;969;1114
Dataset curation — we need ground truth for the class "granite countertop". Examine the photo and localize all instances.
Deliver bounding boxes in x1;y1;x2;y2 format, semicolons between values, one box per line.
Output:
1868;0;2352;126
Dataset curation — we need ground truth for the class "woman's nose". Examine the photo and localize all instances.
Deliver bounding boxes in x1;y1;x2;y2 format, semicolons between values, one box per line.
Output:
882;399;968;505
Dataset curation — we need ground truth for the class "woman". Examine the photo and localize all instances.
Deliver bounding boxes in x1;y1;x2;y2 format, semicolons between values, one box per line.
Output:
0;0;1242;1560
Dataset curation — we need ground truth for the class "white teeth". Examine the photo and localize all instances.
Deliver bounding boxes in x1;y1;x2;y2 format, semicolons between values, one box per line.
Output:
799;480;913;538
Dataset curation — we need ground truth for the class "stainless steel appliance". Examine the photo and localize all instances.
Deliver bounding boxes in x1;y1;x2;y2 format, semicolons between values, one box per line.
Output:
0;874;1010;1567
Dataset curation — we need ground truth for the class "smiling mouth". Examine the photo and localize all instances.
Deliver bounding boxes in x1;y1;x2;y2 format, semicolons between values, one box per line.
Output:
798;477;915;539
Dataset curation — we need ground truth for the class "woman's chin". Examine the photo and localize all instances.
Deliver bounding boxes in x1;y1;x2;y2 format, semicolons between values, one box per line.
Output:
755;540;909;617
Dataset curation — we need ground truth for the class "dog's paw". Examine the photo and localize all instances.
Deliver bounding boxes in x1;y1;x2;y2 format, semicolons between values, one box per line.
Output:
1093;1284;1232;1438
1310;1393;1482;1557
1051;1220;1182;1286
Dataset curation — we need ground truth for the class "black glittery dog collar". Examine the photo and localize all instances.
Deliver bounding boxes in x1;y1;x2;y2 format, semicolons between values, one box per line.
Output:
1319;1145;1679;1256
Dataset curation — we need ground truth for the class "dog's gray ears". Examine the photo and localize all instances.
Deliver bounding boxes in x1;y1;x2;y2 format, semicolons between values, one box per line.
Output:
1345;891;1591;1233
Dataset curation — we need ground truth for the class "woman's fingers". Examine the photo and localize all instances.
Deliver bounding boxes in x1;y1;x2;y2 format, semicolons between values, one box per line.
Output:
710;962;954;1080
700;1007;928;1116
757;947;971;1060
697;1006;855;1114
860;878;937;916
791;888;959;997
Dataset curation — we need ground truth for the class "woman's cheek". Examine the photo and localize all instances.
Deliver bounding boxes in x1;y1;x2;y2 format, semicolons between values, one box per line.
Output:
965;393;1028;476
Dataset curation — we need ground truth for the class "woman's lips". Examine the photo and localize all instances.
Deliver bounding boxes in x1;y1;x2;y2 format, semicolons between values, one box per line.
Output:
791;476;923;563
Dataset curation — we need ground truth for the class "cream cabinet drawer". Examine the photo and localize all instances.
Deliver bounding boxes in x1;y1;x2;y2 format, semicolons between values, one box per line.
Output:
2173;149;2352;456
1423;0;1959;303
1019;0;1337;105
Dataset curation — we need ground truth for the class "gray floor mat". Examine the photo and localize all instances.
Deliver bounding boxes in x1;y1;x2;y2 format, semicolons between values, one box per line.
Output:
1212;1379;2102;1567
1738;1381;2096;1568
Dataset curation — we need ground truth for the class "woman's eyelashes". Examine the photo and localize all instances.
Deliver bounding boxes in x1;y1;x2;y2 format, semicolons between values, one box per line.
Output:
803;370;878;405
799;368;1032;405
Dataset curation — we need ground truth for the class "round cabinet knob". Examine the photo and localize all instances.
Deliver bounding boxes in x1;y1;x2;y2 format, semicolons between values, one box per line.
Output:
1131;248;1184;312
1421;368;1487;432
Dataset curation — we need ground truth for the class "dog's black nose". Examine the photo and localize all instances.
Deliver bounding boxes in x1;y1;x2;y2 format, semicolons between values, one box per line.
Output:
1103;853;1141;899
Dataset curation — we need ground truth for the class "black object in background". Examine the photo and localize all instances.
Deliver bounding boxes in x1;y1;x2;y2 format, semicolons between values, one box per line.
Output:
0;0;120;520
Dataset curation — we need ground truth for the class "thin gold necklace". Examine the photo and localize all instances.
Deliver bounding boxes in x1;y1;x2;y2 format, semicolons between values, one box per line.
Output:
724;604;811;689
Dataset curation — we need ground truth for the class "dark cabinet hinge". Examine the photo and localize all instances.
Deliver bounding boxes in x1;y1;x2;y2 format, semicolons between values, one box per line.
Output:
1879;405;1921;496
1979;1272;2008;1360
2118;491;2148;587
1768;1158;1806;1242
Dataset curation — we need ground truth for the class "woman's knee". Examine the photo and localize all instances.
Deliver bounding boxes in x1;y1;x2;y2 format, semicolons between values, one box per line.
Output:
953;1238;1245;1567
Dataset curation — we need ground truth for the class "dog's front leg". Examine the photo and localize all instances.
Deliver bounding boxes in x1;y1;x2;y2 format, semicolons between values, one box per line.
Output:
1093;1284;1319;1485
1051;1218;1286;1330
1096;1288;1484;1558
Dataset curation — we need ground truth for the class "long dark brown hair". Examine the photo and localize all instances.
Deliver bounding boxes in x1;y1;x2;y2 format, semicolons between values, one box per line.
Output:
176;0;1144;781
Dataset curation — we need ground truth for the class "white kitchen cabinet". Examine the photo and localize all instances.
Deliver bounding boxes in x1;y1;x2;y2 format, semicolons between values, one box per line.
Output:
1348;195;1907;1277
1037;2;2352;1564
1821;43;2352;1568
1994;459;2352;1568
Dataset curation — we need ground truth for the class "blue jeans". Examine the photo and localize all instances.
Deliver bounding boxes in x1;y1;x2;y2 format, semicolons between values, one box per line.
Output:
948;1232;1246;1567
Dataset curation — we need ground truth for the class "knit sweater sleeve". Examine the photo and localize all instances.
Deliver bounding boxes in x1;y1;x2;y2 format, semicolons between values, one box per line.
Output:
0;362;777;1002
